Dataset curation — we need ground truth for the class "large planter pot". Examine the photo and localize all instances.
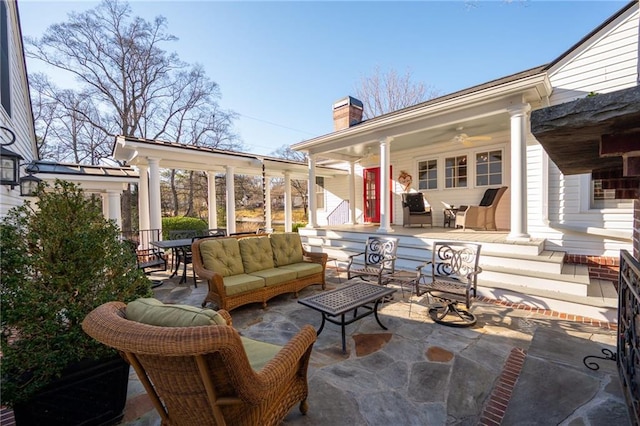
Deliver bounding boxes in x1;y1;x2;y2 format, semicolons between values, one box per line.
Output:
12;355;130;426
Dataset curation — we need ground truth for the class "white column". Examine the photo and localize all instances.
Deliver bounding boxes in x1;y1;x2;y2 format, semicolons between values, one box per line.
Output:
138;164;150;231
377;137;394;233
148;157;162;232
107;190;122;230
507;103;531;241
101;193;109;219
284;171;292;232
207;171;218;229
226;166;236;234
265;176;273;231
348;161;356;225
306;154;317;228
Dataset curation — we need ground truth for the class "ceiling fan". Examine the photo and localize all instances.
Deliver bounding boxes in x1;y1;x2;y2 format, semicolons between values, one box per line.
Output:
451;130;492;147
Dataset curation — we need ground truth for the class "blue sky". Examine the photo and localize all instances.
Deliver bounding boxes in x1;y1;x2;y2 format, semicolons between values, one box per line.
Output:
18;0;629;156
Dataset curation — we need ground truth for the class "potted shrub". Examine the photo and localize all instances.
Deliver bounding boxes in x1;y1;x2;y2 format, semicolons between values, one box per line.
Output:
1;180;153;425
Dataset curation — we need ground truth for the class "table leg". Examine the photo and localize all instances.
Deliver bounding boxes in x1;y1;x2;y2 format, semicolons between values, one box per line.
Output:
341;313;346;354
317;313;326;335
373;299;389;330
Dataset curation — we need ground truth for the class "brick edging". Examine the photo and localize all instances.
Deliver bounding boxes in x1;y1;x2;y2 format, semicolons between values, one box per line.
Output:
476;296;618;331
479;347;527;426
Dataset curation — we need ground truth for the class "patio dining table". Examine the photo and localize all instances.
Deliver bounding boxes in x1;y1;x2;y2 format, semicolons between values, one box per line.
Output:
150;239;193;283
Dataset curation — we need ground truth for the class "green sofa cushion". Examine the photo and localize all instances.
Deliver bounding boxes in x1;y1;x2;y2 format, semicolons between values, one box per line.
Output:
269;232;304;267
240;337;282;371
238;236;275;273
223;274;266;296
200;238;244;277
279;262;323;278
126;298;227;327
248;268;297;287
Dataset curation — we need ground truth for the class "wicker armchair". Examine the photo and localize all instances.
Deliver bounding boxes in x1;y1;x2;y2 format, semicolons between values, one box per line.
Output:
455;186;507;231
82;301;317;426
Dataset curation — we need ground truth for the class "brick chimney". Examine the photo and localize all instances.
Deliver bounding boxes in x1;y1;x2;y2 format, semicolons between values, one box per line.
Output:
332;96;363;131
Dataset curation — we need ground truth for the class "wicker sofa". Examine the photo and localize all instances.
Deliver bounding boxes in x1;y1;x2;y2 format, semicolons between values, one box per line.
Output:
192;232;327;311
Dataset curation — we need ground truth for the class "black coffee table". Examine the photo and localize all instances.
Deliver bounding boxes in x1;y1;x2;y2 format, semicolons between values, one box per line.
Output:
298;282;396;353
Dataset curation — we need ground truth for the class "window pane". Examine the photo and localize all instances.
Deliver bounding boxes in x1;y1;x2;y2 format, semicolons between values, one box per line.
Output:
445;156;467;188
476;150;502;187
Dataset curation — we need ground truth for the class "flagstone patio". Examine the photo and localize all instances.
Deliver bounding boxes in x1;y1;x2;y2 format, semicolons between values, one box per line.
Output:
120;266;630;425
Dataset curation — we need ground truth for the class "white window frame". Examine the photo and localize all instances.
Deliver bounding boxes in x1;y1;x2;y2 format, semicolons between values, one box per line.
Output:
417;158;438;191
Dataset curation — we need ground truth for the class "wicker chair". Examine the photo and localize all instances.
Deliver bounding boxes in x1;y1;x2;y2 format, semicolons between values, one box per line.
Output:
82;301;317;426
401;192;432;227
454;186;507;231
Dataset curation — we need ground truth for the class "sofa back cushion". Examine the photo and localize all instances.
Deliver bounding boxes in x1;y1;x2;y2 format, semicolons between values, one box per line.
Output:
200;237;244;276
270;232;304;267
239;236;275;273
126;298;227;327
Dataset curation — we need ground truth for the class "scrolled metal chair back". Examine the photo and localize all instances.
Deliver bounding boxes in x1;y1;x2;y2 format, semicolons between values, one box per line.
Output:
432;242;481;280
364;237;399;268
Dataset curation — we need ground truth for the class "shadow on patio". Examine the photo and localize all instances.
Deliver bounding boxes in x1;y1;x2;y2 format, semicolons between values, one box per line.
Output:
121;265;628;425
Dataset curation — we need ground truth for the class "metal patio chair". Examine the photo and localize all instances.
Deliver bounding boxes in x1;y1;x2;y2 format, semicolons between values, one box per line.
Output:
418;241;482;327
347;236;399;286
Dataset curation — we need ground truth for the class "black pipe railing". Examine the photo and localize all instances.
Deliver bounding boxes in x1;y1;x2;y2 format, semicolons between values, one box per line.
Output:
617;250;640;424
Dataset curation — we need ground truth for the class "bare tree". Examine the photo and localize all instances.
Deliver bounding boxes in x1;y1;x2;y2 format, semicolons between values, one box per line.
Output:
354;66;441;119
26;0;242;228
271;145;309;215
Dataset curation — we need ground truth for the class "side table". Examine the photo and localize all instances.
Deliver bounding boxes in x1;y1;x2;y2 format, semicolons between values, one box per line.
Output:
443;207;459;228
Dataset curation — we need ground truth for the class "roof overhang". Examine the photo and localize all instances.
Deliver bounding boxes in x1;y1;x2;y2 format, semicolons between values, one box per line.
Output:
112;136;347;179
531;85;640;175
27;161;139;192
292;67;552;163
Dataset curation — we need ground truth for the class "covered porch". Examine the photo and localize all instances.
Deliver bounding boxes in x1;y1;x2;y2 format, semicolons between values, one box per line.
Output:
293;67;553;242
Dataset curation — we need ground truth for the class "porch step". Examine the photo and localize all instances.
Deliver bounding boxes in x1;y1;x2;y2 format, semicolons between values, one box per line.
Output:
479;264;590;297
481;250;565;274
477;279;618;323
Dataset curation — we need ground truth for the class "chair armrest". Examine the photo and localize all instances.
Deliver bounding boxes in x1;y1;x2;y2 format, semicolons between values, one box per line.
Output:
217;309;233;326
347;251;365;260
416;260;433;273
249;325;317;399
302;250;327;265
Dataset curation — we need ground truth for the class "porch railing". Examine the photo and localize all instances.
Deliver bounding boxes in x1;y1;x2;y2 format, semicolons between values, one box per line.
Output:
327;200;350;226
121;229;162;250
618;249;640;424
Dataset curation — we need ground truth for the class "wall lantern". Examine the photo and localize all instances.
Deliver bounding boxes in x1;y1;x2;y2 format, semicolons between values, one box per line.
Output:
0;126;22;188
20;169;41;197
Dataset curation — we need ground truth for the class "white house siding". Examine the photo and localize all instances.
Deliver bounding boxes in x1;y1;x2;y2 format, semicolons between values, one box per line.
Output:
317;172;361;226
526;4;639;257
0;1;37;217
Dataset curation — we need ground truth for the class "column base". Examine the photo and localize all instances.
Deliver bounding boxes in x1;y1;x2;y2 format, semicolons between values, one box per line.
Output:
507;232;531;242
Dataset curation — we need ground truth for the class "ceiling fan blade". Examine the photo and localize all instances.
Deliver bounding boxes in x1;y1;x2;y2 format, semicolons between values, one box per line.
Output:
466;136;492;142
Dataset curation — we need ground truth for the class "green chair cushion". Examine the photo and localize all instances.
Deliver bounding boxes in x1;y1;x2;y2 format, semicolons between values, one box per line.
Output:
248;268;298;287
223;274;266;296
126;298;227;327
279;262;323;278
200;238;244;276
239;236;275;273
269;232;304;266
240;337;282;371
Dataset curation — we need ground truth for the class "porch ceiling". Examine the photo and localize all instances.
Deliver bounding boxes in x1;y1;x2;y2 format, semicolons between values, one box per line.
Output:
531;85;640;175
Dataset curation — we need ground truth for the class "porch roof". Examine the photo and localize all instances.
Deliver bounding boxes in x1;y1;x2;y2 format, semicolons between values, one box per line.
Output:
27;160;138;192
291;65;551;164
112;135;346;179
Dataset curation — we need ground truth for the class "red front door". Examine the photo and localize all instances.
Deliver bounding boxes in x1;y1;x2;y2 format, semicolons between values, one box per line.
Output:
363;167;392;223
